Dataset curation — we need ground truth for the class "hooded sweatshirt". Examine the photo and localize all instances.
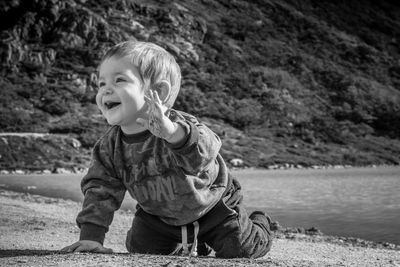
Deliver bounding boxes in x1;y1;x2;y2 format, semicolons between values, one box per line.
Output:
76;110;229;244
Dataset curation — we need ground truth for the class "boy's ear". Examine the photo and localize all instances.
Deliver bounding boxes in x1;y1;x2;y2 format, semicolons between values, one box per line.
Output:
152;80;171;104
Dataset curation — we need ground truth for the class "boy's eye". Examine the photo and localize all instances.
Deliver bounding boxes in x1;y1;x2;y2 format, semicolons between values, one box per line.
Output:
98;81;106;87
116;77;126;83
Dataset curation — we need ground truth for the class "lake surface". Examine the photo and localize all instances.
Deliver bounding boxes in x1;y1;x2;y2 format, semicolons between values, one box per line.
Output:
0;166;399;244
233;167;400;245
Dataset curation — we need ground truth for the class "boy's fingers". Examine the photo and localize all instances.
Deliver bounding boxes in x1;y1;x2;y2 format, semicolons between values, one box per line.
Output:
149;92;165;113
149;89;155;100
60;246;70;252
144;96;156;113
61;242;80;252
153;90;162;104
103;247;113;254
153;101;163;114
74;245;87;252
93;246;114;254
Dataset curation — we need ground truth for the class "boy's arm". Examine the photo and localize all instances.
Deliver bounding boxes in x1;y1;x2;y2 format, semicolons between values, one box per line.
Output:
136;91;221;175
76;139;126;245
165;111;222;175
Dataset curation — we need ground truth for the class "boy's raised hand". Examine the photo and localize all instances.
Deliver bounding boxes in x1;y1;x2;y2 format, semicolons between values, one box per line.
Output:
137;90;185;144
61;240;113;254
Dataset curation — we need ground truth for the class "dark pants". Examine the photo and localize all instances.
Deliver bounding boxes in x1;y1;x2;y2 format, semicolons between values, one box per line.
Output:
125;176;273;258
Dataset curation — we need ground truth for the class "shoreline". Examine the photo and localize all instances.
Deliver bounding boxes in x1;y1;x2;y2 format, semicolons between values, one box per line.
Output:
0;189;399;267
272;222;400;251
1;163;399;176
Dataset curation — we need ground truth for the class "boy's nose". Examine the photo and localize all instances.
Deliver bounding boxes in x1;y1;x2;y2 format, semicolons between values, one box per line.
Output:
102;86;113;95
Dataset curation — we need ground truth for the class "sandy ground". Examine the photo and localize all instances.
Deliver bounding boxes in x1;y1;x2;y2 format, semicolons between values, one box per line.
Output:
0;189;399;267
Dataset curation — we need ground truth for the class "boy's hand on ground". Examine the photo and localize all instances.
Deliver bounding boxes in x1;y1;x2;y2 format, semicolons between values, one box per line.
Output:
61;240;113;254
137;90;185;144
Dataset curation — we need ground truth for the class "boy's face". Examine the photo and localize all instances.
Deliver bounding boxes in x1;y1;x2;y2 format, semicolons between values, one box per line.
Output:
97;55;147;132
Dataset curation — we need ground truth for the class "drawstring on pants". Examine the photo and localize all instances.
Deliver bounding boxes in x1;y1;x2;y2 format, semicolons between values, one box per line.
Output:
170;221;199;257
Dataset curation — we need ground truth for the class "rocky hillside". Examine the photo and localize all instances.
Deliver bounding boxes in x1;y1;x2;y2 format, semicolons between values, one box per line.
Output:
1;0;400;172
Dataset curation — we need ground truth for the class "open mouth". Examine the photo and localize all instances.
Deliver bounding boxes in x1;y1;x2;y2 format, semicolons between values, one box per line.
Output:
104;101;121;110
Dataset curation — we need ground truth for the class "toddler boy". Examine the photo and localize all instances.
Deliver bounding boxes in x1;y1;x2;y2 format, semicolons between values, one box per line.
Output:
62;41;272;258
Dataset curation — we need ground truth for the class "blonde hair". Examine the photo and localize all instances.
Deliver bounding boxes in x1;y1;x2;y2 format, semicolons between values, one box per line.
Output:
101;41;181;108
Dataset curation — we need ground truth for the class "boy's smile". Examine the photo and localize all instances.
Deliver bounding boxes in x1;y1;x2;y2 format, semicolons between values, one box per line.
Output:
104;100;121;110
97;56;148;133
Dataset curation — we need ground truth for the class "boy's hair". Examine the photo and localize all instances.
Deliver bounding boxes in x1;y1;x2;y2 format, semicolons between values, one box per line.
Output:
101;40;181;108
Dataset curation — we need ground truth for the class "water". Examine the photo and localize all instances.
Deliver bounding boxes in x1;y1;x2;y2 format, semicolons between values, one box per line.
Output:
0;166;399;244
232;167;400;245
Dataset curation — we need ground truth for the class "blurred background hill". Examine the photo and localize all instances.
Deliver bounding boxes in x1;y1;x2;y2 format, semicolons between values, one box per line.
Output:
1;0;400;172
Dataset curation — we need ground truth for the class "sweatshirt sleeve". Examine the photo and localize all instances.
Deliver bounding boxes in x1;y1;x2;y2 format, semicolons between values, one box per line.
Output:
165;110;222;175
76;137;126;244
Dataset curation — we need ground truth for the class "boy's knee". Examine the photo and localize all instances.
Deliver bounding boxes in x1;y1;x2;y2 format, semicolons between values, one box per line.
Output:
243;231;273;258
214;236;242;258
246;211;273;258
215;214;273;259
125;228;157;254
125;225;151;254
125;229;134;253
215;237;272;259
240;230;273;259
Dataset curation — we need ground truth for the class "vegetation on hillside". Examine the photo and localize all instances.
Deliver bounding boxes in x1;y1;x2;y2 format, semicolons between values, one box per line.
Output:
1;0;399;171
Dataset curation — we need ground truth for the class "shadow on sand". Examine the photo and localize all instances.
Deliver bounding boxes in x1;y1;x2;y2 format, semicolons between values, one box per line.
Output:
0;250;67;258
